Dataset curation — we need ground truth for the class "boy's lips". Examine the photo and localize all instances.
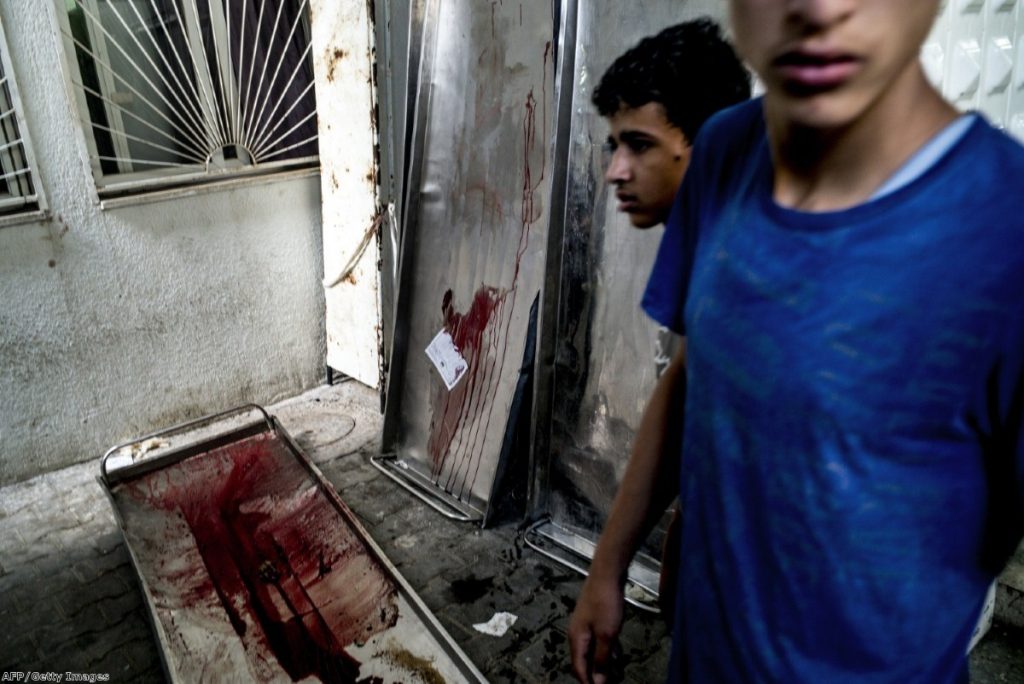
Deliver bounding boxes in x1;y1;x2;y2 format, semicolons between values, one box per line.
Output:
616;192;639;211
772;48;862;92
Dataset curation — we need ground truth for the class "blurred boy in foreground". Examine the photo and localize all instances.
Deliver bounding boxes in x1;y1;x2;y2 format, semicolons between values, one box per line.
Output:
571;2;1024;682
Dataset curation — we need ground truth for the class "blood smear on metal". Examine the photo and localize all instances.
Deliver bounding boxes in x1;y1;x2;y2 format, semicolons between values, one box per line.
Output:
427;51;551;502
114;432;398;683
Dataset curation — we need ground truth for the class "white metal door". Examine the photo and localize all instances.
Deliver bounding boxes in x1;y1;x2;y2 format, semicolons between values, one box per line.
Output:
312;0;381;388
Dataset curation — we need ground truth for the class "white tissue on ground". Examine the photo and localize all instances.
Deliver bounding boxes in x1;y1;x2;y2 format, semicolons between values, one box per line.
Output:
472;611;517;637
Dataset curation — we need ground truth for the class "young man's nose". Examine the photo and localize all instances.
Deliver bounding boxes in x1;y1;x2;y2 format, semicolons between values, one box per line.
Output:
605;149;632;184
786;0;855;32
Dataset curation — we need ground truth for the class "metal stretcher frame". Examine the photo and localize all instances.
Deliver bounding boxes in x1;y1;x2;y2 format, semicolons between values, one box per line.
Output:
97;405;485;684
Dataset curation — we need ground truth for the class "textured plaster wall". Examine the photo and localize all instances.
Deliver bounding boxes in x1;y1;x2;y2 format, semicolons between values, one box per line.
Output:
0;1;327;484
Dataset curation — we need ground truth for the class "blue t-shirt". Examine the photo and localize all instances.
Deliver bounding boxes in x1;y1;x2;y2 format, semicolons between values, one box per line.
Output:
643;98;1024;683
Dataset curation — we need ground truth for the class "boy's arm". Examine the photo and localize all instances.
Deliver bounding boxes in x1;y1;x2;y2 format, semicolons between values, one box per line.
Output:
568;342;687;684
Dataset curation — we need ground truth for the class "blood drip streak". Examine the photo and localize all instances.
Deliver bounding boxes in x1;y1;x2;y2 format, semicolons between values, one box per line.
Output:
428;41;551;500
428;287;501;479
459;42;550;499
446;308;503;495
453;91;538;489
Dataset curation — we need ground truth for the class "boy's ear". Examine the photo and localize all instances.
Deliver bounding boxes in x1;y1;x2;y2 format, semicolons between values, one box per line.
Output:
672;132;692;160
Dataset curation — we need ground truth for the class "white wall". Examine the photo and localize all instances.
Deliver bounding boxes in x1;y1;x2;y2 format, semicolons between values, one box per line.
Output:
0;1;327;484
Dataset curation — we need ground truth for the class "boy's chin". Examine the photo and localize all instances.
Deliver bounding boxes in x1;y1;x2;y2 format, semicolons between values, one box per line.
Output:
627;212;665;229
769;88;877;132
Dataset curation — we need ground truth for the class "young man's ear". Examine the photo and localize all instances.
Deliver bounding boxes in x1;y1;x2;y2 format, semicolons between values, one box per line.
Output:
673;136;692;166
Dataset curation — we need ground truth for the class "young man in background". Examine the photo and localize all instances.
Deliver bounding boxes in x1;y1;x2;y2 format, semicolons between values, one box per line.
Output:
571;1;1024;682
588;18;750;616
593;19;750;232
592;18;750;375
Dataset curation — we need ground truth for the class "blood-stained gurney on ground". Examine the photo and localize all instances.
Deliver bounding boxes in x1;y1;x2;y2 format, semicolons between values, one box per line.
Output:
100;405;485;683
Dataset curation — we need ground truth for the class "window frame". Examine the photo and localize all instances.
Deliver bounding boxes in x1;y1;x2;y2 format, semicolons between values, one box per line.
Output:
58;0;319;200
0;14;47;223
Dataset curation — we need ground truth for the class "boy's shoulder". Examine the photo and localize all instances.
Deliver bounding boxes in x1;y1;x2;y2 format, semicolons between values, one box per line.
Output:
969;116;1024;172
693;97;765;153
684;98;766;195
946;116;1024;209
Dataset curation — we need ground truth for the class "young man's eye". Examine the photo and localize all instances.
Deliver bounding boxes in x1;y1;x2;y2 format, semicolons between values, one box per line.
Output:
601;140;616;166
629;139;653;153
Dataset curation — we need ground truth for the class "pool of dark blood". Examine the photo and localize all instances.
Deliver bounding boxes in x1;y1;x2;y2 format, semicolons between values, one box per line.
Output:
114;432;399;682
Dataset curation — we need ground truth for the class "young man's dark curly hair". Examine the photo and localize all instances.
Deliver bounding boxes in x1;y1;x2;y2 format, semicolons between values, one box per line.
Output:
592;18;751;143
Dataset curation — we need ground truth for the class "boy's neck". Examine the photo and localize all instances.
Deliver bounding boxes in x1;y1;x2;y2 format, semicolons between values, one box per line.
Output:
766;67;958;212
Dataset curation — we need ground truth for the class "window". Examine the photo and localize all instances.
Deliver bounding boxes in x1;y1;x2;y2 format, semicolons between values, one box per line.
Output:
62;0;318;197
0;16;43;218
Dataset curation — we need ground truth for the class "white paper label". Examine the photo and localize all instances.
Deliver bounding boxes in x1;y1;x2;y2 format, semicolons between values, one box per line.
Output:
425;329;468;390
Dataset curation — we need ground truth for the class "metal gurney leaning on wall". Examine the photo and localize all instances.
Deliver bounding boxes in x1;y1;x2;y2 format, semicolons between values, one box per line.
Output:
374;0;732;609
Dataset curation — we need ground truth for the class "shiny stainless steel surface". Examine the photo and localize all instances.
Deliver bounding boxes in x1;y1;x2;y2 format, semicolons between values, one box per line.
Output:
374;0;425;382
384;0;557;517
533;1;728;560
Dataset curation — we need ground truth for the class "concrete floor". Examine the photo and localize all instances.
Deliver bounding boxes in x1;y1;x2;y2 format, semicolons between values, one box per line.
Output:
1;380;1022;682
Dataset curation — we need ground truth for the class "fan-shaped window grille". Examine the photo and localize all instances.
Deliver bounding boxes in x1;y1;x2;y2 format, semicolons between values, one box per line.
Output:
0;17;42;218
63;0;318;196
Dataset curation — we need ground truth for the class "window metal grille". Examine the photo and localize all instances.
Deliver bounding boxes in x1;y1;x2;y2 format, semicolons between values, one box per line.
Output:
63;0;318;195
0;17;41;217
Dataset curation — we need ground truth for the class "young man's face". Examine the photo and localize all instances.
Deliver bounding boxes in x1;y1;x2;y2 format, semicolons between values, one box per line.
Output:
729;0;940;129
604;102;691;229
